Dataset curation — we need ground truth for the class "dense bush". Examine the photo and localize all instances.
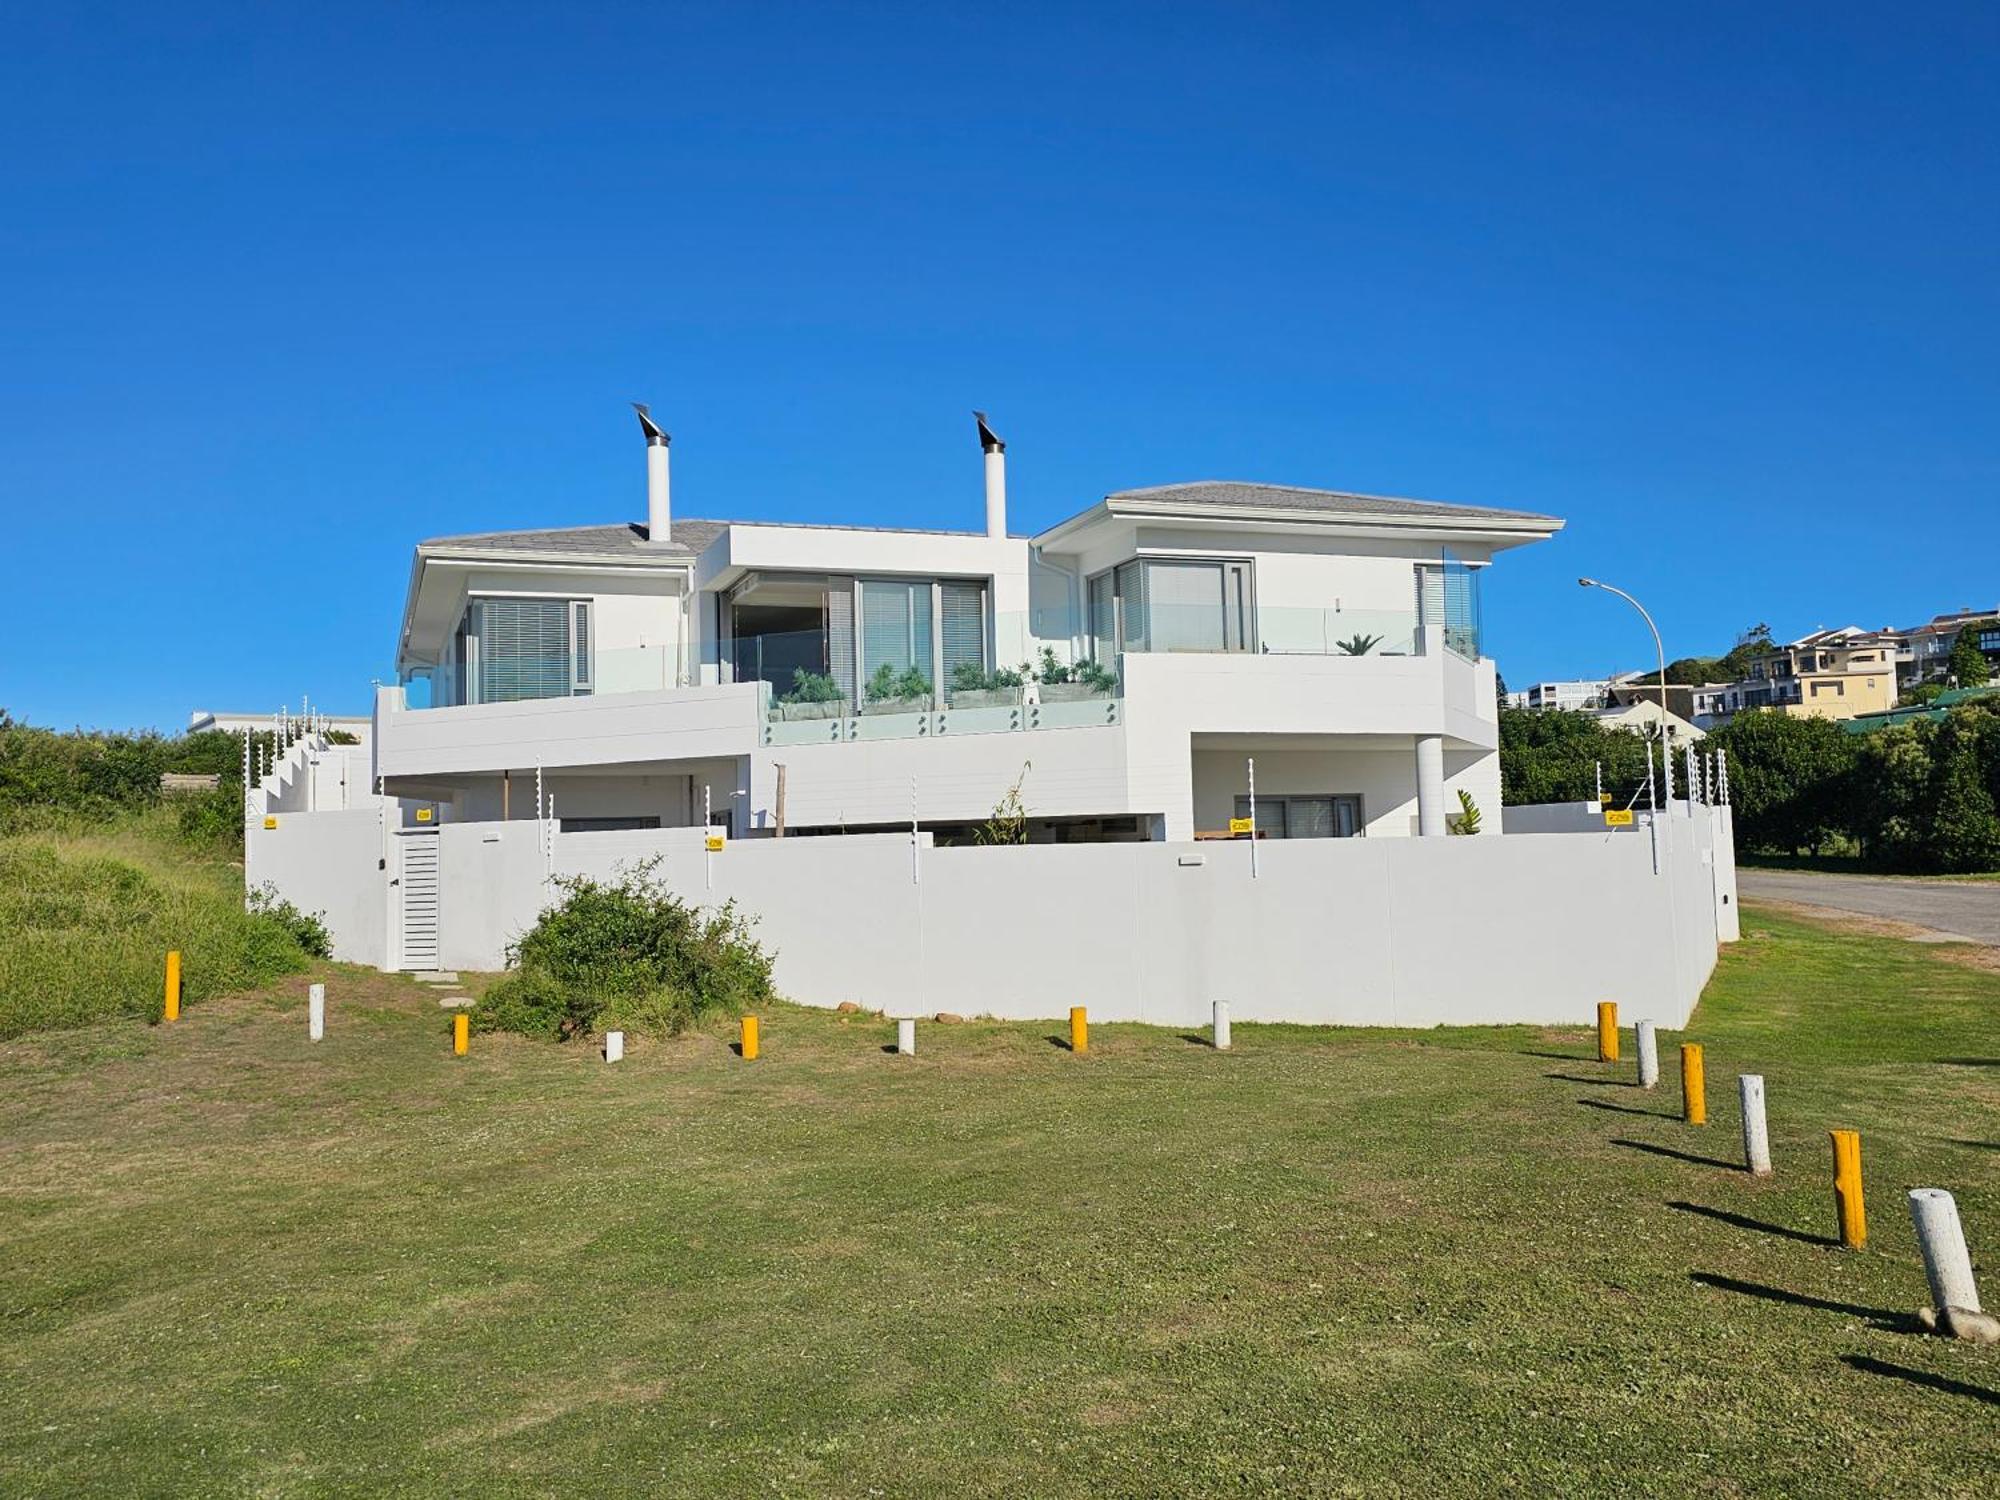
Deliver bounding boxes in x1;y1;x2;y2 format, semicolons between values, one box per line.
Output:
477;862;776;1041
247;883;333;958
0;832;313;1037
1497;707;1654;806
1499;701;2000;873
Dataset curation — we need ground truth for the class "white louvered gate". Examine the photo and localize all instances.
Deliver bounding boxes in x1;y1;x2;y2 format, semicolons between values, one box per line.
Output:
397;831;441;971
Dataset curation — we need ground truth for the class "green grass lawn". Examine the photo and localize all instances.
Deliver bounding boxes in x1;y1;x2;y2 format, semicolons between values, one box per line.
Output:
2;909;1996;1497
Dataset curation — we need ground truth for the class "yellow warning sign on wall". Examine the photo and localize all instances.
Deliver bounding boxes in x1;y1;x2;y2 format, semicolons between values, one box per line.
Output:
1227;816;1254;835
263;815;278;830
705;833;726;852
415;807;434;823
1604;809;1635;827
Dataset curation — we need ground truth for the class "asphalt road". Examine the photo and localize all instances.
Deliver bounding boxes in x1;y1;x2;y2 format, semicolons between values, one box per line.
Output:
1737;870;2000;945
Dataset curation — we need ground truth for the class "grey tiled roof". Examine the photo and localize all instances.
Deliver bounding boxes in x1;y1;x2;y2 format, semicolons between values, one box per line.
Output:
1104;481;1557;525
418;519;731;559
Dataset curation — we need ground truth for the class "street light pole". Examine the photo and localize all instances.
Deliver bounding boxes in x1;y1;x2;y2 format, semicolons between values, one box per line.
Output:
1580;577;1673;802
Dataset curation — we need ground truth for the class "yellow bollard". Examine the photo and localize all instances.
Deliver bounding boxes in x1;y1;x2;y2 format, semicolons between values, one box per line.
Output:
1680;1043;1706;1125
163;950;182;1023
741;1014;759;1061
1070;1006;1088;1054
1596;1001;1618;1064
1830;1129;1866;1250
452;1012;468;1057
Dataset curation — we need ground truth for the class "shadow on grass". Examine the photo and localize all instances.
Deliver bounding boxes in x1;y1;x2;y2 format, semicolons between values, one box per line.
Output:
1519;1049;1593;1061
1691;1272;1905;1326
1946;1139;2000;1152
1578;1097;1670;1119
1668;1199;1830;1246
1937;1057;2000;1067
1546;1071;1634;1088
1841;1355;2000;1407
1178;1033;1216;1048
1612;1137;1739;1171
1044;1034;1075;1052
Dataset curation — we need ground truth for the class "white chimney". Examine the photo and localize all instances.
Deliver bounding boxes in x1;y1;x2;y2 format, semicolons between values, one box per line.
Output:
975;410;1006;538
633;402;670;543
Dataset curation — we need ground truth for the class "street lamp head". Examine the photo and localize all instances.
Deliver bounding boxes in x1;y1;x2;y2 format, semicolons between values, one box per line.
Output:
1578;577;1598;588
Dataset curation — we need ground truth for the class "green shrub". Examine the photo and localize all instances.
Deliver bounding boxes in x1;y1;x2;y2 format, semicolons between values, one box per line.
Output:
175;783;246;854
476;862;775;1042
779;668;846;704
0;835;312;1037
247;883;333;959
865;663;932;704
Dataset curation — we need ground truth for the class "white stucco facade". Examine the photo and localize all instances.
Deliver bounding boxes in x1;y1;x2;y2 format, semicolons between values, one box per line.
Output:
374;461;1558;847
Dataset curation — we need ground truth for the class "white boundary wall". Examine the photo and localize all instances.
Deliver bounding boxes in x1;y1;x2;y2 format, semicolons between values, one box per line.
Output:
251;804;1735;1028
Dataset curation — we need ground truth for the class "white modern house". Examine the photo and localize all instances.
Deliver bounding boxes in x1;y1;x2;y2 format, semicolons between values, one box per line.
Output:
250;408;1738;1027
374;409;1555;847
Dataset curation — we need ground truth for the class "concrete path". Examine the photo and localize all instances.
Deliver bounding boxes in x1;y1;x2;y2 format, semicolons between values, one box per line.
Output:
1738;870;2000;946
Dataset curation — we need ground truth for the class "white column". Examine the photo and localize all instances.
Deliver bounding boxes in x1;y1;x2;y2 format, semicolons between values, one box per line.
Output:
1908;1189;1982;1315
1635;1020;1659;1089
1212;1000;1231;1051
1739;1074;1772;1175
897;1017;916;1056
1415;735;1447;836
605;1030;625;1063
308;983;325;1042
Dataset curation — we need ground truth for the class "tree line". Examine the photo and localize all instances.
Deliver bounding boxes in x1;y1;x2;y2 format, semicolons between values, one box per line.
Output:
1500;699;2000;873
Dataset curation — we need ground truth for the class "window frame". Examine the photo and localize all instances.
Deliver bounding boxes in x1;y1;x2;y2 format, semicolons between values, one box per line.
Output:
459;593;594;706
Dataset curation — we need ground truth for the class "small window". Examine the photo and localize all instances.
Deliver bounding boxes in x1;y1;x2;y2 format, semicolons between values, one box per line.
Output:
559;815;661;833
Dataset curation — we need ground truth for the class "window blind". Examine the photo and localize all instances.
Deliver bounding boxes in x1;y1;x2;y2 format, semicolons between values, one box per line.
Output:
471;598;574;703
941;581;986;685
861;580;934;694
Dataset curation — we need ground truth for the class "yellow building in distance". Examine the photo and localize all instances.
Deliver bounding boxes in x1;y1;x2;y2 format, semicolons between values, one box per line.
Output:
1736;627;1905;721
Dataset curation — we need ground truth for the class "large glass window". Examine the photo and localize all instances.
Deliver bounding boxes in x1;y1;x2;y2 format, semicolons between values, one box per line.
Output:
861;579;935;700
1234;793;1363;838
1095;559;1250;656
940;581;987;688
462;597;592;704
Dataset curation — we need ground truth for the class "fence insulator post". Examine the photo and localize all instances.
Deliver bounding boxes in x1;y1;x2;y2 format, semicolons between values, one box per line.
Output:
308;982;325;1042
897;1017;916;1056
1070;1006;1089;1054
740;1015;760;1061
1830;1130;1866;1249
1212;1000;1231;1051
1907;1188;1982;1317
1680;1044;1706;1125
164;951;182;1023
452;1012;469;1057
605;1030;624;1063
1738;1074;1771;1175
1597;1002;1619;1063
1635;1020;1660;1089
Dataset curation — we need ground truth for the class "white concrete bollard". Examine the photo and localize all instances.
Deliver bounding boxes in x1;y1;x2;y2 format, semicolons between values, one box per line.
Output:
605;1030;624;1064
1738;1074;1771;1176
1635;1020;1659;1089
308;983;325;1042
1212;1000;1231;1051
897;1017;916;1056
1908;1188;1982;1315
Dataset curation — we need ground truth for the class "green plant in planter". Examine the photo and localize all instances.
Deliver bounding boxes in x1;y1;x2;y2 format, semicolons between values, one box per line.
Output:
1072;657;1118;693
866;663;933;703
1032;649;1117;694
780;669;844;704
1337;633;1384;656
950;661;1028;694
1447;789;1483;835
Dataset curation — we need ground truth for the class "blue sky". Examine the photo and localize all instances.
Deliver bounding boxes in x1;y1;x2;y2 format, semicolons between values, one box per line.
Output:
3;3;1995;728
